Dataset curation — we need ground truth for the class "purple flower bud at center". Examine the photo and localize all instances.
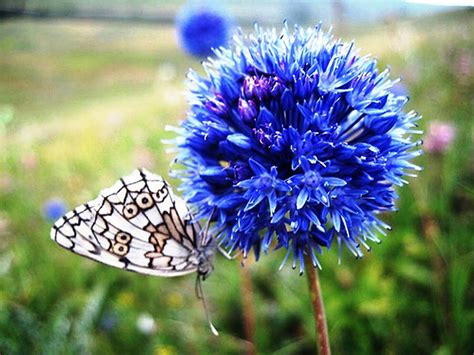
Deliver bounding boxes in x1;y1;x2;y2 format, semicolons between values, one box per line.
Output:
242;75;283;101
238;98;258;123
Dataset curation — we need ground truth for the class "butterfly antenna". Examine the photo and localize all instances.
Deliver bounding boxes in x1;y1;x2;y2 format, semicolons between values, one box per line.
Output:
196;276;219;336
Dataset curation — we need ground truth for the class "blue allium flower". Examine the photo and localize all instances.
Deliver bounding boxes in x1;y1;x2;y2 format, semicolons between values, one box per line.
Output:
172;24;422;272
43;198;67;221
176;2;232;58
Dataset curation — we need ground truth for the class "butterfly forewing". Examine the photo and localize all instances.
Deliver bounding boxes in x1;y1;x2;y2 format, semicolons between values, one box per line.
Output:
94;169;199;272
50;169;207;277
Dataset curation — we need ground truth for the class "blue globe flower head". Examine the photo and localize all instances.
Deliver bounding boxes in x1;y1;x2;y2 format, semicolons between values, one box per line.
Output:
172;24;422;273
43;198;67;222
176;2;232;58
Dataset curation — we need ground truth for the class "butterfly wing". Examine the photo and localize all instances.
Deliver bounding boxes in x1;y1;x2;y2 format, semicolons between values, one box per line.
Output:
50;169;203;277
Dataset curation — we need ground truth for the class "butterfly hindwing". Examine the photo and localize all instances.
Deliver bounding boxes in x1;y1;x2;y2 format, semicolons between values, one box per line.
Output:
51;198;130;270
51;169;205;277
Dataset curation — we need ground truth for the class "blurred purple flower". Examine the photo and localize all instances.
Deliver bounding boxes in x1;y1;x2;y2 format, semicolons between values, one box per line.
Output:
43;198;67;221
133;148;156;170
176;2;232;58
20;152;38;171
458;52;472;76
455;51;473;85
424;121;456;154
0;174;13;193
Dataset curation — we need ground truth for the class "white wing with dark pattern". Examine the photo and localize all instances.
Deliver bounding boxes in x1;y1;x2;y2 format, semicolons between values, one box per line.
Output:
50;169;209;277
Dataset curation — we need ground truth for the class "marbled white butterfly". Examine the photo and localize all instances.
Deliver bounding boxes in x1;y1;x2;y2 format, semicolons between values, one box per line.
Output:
50;168;219;334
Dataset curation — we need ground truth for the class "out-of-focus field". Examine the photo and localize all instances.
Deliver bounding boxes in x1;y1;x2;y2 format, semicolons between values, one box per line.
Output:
0;11;473;355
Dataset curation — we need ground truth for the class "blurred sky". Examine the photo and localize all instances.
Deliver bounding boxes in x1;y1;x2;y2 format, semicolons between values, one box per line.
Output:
226;0;474;26
1;0;473;26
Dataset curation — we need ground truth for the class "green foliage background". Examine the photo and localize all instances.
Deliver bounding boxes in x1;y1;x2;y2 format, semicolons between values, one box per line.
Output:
0;10;473;355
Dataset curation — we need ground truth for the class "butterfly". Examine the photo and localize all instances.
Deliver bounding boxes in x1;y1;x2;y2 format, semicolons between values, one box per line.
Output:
50;168;219;335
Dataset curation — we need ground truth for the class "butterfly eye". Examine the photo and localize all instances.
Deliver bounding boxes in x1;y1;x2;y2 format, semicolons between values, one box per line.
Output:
154;186;169;203
136;192;154;210
112;243;129;256
123;203;139;218
115;232;132;245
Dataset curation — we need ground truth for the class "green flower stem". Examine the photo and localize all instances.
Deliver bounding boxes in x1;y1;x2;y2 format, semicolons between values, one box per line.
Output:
305;254;331;355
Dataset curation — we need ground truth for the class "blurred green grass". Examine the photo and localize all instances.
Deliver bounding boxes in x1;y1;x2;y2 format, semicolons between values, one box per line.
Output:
0;11;473;355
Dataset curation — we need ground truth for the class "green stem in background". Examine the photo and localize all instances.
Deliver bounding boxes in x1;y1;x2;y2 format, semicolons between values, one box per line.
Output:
239;262;256;355
421;215;450;344
305;254;331;355
420;154;450;342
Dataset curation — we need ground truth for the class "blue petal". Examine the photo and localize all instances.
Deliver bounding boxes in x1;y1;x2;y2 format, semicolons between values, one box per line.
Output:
248;158;267;176
303;209;325;232
281;88;295;110
324;177;347;187
267;190;277;215
244;193;265;211
217;195;245;209
316;187;330;207
271;206;288;223
331;210;341;232
257;106;278;126
199;167;228;185
227;133;252;149
297;103;314;121
299;156;311;172
364;112;398;134
236;178;255;189
296;187;309;209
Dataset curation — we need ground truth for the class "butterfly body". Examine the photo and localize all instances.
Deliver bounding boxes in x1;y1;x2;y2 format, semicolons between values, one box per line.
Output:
195;244;215;280
51;169;215;280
